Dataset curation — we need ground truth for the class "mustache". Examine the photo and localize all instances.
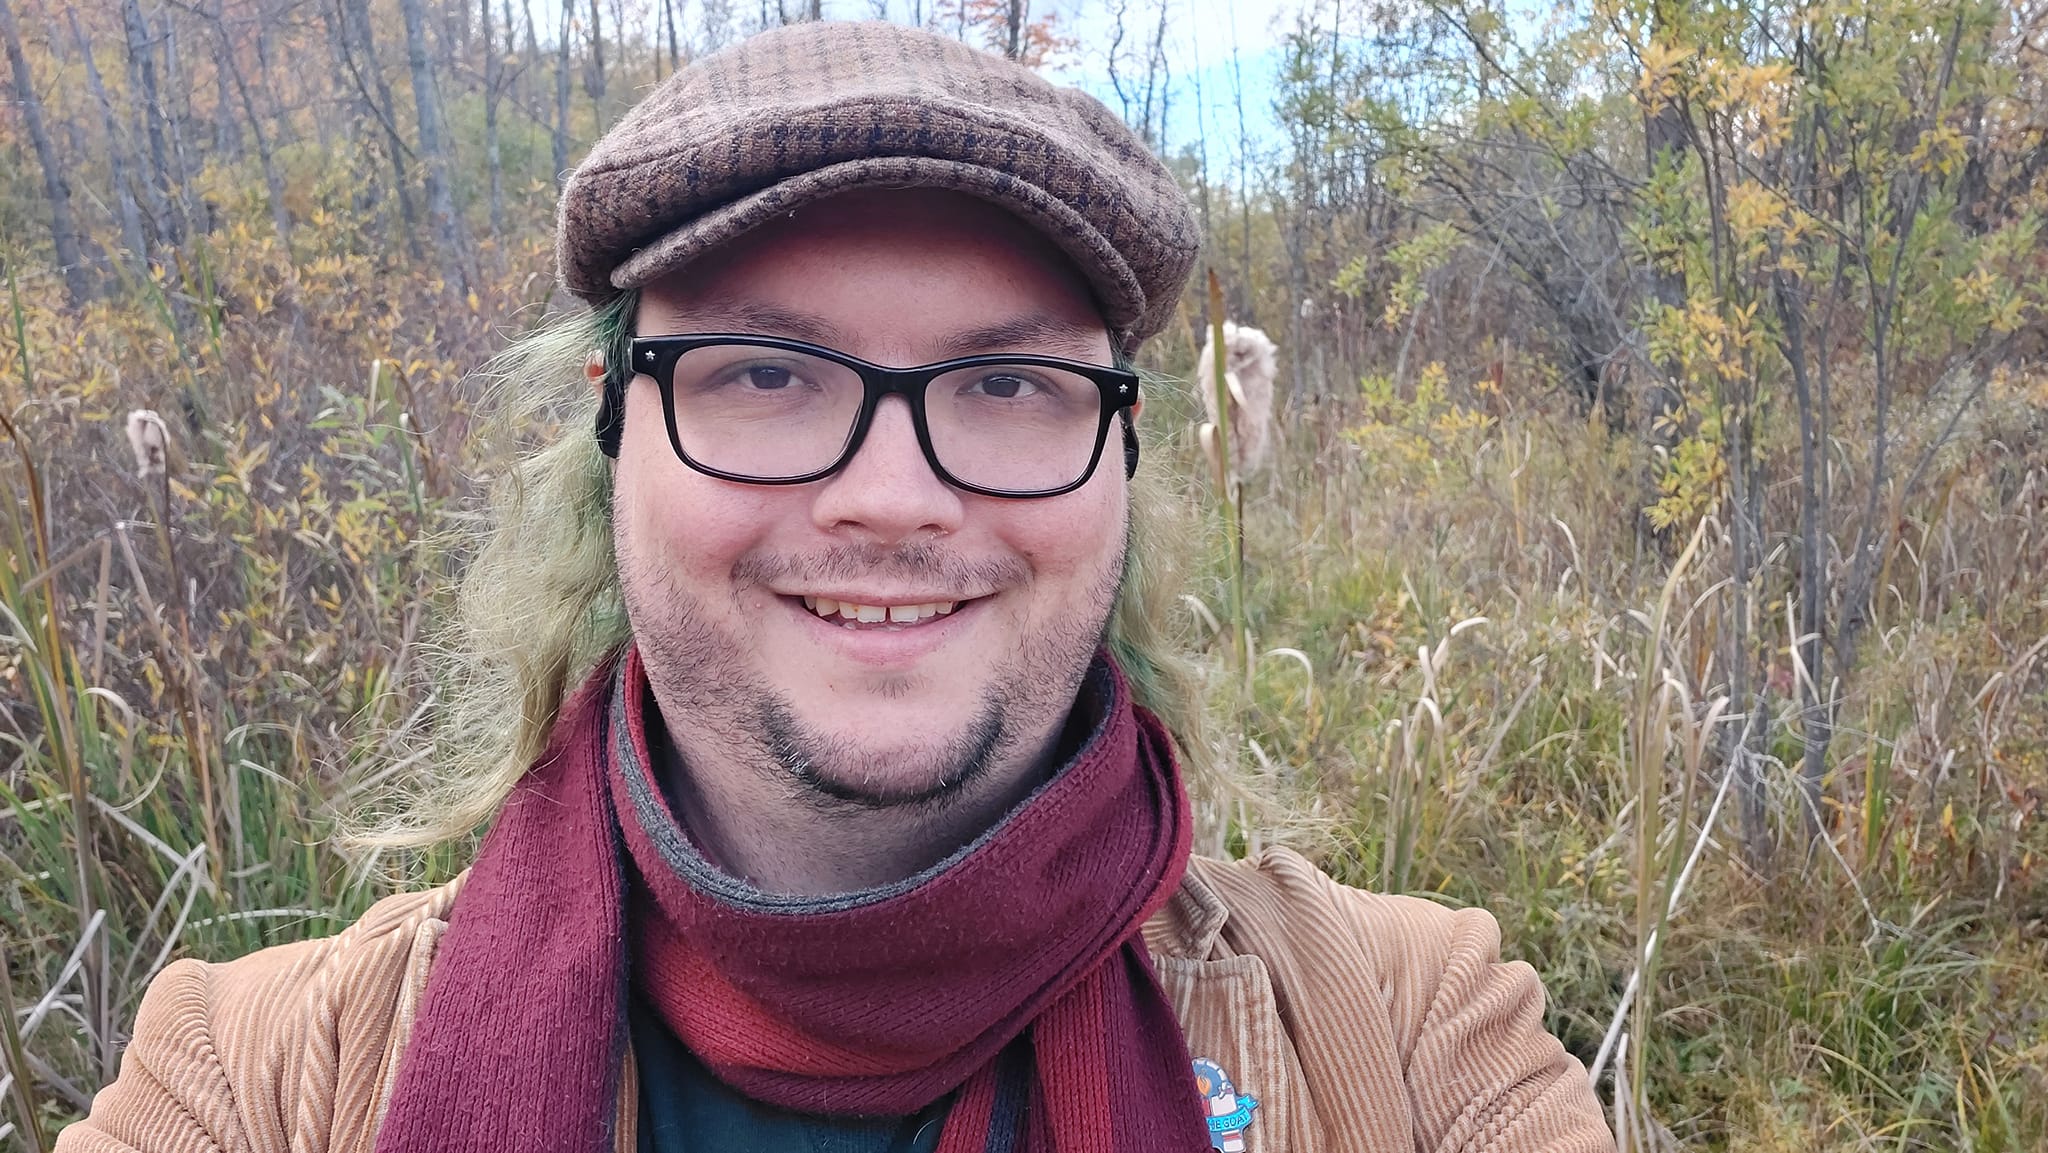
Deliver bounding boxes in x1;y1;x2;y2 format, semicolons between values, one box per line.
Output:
731;543;1029;594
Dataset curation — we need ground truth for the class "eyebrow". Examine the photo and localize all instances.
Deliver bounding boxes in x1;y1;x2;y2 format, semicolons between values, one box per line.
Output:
678;298;852;347
931;314;1109;361
675;298;1108;363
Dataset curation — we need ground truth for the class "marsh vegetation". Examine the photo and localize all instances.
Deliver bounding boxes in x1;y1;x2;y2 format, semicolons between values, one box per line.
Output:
3;0;2045;1148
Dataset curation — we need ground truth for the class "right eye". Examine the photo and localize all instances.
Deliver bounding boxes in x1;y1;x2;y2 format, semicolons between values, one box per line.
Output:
701;360;815;393
739;365;796;390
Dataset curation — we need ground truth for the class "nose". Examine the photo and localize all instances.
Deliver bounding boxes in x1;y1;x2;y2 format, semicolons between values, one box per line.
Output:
809;396;964;544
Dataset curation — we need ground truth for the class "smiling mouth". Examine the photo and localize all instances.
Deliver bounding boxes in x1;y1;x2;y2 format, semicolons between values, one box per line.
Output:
800;595;962;629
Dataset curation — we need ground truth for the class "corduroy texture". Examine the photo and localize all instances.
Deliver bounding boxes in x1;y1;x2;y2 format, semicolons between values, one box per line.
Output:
60;854;1616;1153
615;651;1208;1152
370;647;1208;1153
554;21;1200;347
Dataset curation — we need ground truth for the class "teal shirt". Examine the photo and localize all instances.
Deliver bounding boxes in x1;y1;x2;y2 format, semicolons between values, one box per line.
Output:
630;999;951;1153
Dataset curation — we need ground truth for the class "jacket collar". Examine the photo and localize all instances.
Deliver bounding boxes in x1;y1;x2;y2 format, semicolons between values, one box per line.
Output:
1142;857;1233;960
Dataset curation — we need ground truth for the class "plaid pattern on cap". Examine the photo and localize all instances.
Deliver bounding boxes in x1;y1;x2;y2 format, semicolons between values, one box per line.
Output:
556;20;1199;347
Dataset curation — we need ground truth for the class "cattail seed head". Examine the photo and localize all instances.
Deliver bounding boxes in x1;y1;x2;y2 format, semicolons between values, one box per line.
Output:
127;409;169;480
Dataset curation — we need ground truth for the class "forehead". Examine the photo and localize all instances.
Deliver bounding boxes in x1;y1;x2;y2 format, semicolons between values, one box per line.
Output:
635;188;1113;362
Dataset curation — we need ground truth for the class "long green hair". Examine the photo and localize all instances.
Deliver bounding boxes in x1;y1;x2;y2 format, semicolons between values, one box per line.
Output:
349;294;1213;852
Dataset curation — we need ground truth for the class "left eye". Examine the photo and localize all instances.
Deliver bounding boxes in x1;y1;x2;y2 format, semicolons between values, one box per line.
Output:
967;372;1043;400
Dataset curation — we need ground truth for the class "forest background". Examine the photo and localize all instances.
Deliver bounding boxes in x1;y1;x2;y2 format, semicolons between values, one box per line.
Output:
2;0;2045;1148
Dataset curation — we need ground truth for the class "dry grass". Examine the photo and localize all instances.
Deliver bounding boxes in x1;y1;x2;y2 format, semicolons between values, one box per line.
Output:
1146;342;2048;1149
4;189;2046;1153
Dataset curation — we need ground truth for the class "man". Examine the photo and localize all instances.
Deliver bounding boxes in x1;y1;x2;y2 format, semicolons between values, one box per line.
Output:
59;21;1611;1153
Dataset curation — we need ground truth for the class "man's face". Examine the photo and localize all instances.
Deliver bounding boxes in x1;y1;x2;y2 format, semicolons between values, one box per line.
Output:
612;188;1129;810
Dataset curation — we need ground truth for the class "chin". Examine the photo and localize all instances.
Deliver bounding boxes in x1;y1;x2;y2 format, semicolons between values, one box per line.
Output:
785;676;983;739
761;693;1010;809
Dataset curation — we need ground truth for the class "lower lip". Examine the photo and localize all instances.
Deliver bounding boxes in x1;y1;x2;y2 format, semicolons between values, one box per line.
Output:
784;596;980;666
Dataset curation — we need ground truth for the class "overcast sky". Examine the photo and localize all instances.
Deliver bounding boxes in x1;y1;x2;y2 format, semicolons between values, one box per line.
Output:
1051;0;1299;168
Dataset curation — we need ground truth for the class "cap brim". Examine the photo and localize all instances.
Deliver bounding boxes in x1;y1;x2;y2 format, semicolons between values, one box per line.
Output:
607;156;1153;343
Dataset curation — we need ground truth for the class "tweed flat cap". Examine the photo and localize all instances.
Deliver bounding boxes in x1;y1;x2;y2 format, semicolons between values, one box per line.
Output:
556;20;1199;347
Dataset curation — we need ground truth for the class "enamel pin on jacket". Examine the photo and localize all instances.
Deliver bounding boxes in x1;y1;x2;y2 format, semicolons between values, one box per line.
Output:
1193;1057;1259;1151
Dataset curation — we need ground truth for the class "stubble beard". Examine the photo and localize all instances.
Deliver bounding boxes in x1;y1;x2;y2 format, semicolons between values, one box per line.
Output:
616;530;1128;817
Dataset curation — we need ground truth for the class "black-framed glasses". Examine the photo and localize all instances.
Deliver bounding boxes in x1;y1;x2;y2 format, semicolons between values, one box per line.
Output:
618;334;1142;498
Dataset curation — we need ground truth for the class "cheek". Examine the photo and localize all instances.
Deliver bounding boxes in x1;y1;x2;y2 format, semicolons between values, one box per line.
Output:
613;386;771;587
1001;477;1127;592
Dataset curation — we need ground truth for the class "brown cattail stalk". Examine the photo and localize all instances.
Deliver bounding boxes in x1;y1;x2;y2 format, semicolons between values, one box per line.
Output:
125;410;222;888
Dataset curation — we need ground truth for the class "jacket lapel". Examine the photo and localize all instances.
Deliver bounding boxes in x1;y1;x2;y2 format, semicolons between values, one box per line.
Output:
1146;869;1317;1153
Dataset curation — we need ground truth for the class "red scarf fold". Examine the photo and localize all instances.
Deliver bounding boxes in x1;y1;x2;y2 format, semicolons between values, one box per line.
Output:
375;647;1210;1153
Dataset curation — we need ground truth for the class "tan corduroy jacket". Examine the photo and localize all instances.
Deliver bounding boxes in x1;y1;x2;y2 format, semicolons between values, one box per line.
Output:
57;847;1613;1153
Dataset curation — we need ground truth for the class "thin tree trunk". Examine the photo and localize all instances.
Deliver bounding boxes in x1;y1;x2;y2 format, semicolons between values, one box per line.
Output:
665;0;681;71
442;0;467;76
1719;404;1764;861
513;0;537;186
67;10;149;269
251;3;295;154
611;0;627;81
210;11;293;255
42;21;92;162
211;0;240;159
1833;14;1965;679
1004;0;1024;59
1777;272;1831;842
124;0;181;249
1639;0;1689;455
397;0;466;290
554;0;572;184
318;0;377;214
160;12;201;233
1772;50;1842;846
482;0;504;239
1148;0;1170;151
343;0;422;257
0;0;93;305
519;0;538;99
584;0;607;132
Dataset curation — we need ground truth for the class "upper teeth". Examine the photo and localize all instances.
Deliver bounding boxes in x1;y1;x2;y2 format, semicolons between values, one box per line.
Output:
803;596;957;624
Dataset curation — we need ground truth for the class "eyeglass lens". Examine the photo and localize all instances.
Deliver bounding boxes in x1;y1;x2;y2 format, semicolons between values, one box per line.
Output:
664;344;1107;493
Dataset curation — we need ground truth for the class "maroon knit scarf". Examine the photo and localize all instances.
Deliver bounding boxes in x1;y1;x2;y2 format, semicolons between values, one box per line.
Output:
375;647;1209;1153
